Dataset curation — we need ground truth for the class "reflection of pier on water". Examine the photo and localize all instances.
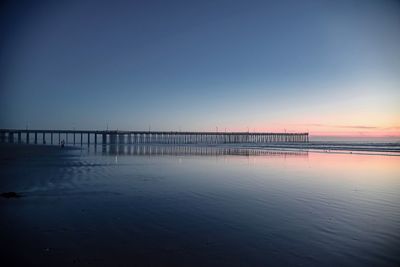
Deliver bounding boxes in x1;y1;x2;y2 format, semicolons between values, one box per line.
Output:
93;144;308;158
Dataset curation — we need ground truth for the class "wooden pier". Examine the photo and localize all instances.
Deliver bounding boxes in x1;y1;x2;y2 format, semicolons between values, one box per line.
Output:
0;129;309;145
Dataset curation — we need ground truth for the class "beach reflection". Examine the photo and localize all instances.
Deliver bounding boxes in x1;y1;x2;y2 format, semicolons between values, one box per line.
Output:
94;144;309;158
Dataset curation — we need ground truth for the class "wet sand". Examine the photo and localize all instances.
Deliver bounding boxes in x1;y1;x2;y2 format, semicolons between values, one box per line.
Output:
1;144;399;266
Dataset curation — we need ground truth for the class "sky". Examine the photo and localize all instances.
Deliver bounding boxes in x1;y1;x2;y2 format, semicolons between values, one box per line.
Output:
0;0;399;138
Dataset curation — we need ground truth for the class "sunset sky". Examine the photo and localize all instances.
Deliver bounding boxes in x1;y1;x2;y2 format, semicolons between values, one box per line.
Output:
1;0;399;138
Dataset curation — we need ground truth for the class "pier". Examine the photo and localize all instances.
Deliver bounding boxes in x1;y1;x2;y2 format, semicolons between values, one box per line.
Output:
0;129;309;145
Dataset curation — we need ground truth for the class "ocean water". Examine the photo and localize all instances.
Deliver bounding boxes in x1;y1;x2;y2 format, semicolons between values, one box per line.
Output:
1;144;399;266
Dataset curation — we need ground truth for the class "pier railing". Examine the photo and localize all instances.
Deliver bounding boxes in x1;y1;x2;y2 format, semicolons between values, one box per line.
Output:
0;129;309;145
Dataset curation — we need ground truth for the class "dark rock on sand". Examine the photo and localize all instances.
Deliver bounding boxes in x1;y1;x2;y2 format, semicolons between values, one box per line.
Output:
1;192;22;198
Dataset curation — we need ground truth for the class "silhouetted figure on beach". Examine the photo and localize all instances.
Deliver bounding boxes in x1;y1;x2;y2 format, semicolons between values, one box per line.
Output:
61;140;65;148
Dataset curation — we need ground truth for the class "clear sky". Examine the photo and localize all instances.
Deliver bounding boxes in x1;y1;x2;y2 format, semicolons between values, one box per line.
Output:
1;0;399;137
